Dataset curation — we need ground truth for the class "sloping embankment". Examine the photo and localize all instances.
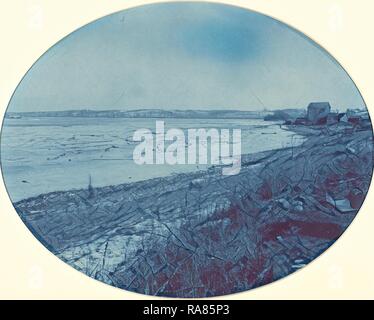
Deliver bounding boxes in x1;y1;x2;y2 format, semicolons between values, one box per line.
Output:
15;125;373;297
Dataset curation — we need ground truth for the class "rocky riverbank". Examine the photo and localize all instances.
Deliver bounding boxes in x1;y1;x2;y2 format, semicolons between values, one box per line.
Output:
15;123;373;297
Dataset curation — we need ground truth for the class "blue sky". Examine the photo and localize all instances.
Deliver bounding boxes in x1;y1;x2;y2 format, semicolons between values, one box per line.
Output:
9;2;365;112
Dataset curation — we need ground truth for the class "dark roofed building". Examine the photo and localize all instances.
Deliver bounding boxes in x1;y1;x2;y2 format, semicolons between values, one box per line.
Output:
307;102;331;125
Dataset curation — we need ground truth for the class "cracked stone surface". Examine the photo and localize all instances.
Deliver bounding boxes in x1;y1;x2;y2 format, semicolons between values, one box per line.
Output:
15;125;373;297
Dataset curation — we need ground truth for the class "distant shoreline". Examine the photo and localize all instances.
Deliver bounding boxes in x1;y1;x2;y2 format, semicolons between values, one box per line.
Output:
4;108;304;120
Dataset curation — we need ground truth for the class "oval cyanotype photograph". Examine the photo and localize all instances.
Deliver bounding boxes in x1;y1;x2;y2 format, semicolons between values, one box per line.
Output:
1;2;373;297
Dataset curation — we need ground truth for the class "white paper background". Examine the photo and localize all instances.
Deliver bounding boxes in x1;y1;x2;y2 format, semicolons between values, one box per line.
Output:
0;0;373;299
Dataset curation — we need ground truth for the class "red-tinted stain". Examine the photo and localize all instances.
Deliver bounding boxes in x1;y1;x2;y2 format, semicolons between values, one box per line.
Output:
262;220;342;241
345;171;357;179
166;271;183;291
224;261;234;272
200;226;221;242
257;181;273;201
226;206;240;221
316;117;327;125
347;191;365;209
348;117;360;126
200;264;226;291
154;271;168;288
324;173;340;190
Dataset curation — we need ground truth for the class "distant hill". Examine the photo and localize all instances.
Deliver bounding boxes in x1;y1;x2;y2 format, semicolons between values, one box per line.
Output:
264;109;306;121
6;109;273;119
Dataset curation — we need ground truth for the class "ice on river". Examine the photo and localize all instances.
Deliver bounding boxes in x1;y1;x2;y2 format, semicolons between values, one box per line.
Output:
1;117;304;201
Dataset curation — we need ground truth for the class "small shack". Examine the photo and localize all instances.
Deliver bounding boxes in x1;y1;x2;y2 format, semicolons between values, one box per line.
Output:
307;102;331;125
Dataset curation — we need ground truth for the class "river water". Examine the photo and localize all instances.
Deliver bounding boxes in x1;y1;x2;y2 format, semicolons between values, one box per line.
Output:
1;117;304;201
